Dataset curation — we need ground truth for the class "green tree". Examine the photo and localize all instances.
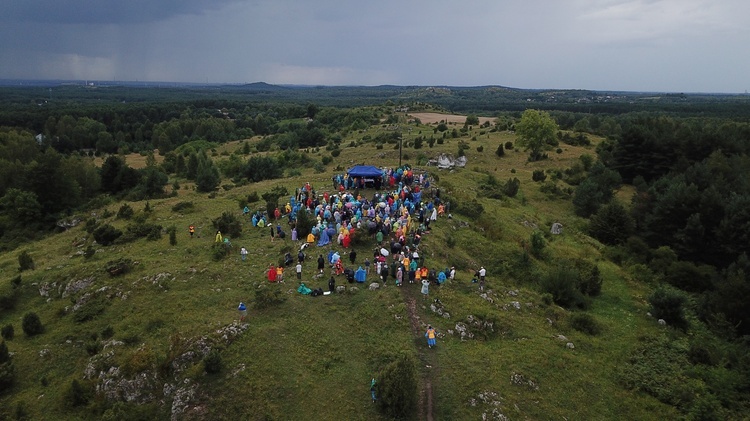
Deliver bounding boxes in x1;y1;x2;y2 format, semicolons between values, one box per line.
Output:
196;154;221;193
515;109;558;161
377;353;418;418
588;201;634;245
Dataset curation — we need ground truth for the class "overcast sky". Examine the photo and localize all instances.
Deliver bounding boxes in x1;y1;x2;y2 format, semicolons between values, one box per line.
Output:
1;0;747;93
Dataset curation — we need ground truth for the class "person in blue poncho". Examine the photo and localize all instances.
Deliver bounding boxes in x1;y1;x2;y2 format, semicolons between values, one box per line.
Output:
355;266;366;283
237;302;247;321
437;271;447;284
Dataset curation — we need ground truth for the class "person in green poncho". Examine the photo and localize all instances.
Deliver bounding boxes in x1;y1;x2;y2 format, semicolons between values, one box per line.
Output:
376;230;383;245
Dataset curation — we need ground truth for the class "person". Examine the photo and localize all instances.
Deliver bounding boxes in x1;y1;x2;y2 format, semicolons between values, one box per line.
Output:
270;224;275;242
240;247;248;262
296;262;303;280
421;278;430;299
396;267;403;287
189;225;195;238
370;377;377;402
215;230;223;243
267;264;277;283
317;254;325;273
449;266;456;280
479;266;487;292
238;302;247;322
425;325;437;348
276;265;284;283
298;250;305;264
329;275;336;293
349;250;357;264
364;257;371;274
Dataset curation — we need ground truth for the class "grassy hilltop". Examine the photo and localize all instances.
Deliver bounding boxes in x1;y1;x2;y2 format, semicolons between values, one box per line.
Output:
1;114;679;420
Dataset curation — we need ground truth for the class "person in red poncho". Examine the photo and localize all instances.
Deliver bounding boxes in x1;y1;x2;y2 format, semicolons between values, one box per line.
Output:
267;264;277;282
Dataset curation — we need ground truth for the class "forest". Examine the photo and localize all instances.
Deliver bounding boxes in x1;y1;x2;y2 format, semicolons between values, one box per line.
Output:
1;82;750;419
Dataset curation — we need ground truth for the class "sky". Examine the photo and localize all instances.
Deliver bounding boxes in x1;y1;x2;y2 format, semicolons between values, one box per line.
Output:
0;0;748;93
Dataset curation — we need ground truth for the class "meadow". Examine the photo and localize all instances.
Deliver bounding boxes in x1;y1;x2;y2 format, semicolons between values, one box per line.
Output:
0;114;678;420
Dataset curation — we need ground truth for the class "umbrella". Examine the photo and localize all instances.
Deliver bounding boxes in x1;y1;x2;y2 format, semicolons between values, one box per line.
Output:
380;248;390;257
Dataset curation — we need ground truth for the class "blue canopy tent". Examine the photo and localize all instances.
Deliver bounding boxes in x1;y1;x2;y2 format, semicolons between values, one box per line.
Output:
347;165;383;189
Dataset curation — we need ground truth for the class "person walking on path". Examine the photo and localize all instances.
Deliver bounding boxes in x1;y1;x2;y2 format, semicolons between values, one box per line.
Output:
421;278;430;299
425;325;437;348
238;302;247;322
329;276;336;293
240;247;248;262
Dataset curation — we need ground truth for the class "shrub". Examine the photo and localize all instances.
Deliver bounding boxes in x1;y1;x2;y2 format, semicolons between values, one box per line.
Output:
1;324;13;340
321;156;333;165
532;170;547;182
211;243;230;261
330;149;341;157
72;296;107;323
0;340;15;392
93;224;123;246
539;267;588;309
212;212;242;240
254;286;287;309
101;325;115;340
83;245;96;259
62;379;91;408
648;287;688;330
167;226;177;246
121;222;163;242
203;350;223;374
530;231;546;258
116;203;134;219
0;289;18;311
104;258;133;277
22;312;43;336
376;353;418;418
496;144;505;157
476;145;484;152
17;251;34;272
570;312;602;335
503;177;521;198
446;235;456;249
247;192;259;203
171;201;194;212
574;259;602;296
505;141;514;149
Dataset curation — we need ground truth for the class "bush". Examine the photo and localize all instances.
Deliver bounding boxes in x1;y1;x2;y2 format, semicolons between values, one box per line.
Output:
539;267;588;309
377;353;418;418
1;325;13;340
495;144;505;157
247;192;259;203
171;201;194;212
211;243;230;261
62;379;91;408
203;350;223;374
570;312;602;335
532;170;547;182
93;224;123;246
503;177;521;198
212;211;242;239
167;226;177;246
574;259;602;296
116;203;134;219
104;258;133;277
254;286;287;309
120;222;163;242
22;312;43;336
0;340;15;393
330;149;341;157
17;251;34;272
505;141;514;149
530;231;546;258
0;289;18;311
648;287;688;330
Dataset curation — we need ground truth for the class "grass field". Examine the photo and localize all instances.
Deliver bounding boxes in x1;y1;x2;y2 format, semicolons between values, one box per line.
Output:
0;117;676;420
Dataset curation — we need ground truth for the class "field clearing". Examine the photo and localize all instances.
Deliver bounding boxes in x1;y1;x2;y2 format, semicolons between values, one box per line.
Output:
408;112;495;125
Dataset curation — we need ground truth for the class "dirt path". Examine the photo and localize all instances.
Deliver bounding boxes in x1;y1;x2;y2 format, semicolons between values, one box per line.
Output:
403;288;435;421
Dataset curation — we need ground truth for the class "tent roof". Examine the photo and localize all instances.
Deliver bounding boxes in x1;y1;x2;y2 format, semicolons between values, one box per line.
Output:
347;165;382;178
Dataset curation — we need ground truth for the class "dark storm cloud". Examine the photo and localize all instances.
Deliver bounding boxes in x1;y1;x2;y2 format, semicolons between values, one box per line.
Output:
0;0;243;24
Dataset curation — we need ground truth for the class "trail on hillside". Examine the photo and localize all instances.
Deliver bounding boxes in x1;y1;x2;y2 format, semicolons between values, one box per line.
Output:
403;288;435;421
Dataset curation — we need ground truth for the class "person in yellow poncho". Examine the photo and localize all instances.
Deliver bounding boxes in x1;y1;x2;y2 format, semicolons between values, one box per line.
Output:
307;232;315;243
